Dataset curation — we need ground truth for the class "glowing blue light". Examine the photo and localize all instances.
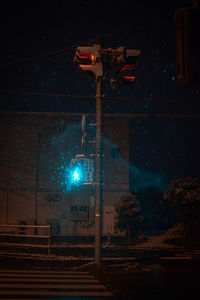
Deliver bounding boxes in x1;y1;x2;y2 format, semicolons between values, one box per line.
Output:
73;170;80;181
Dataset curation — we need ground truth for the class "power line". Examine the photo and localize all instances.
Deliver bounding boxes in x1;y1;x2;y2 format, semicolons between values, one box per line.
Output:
0;90;94;99
0;111;200;119
1;39;95;68
0;89;192;102
18;39;95;63
104;96;179;102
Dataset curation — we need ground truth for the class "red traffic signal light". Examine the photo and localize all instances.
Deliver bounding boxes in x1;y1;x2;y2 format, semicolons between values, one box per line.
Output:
111;47;141;73
121;64;135;71
110;47;141;88
122;76;136;81
74;47;95;72
74;46;103;79
74;48;95;66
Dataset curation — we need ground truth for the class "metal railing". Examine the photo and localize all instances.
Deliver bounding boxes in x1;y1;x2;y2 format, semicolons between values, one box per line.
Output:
0;224;52;257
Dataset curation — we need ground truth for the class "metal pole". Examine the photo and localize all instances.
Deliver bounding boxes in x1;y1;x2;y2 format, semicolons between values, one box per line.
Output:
48;223;52;257
6;170;9;224
34;132;40;235
94;77;103;268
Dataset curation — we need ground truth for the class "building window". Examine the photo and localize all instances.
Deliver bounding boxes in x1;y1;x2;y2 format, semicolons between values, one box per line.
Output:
70;206;89;221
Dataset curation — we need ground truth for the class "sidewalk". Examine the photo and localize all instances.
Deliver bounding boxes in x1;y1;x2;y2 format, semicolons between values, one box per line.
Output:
1;224;200;270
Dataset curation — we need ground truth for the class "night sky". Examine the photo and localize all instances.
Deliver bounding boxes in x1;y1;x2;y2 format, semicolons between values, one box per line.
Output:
0;0;200;181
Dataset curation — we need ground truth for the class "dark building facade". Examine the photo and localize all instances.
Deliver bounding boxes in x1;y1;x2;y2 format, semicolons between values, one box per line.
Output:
0;112;130;236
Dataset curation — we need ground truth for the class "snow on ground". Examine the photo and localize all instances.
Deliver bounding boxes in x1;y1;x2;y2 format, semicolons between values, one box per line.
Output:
134;224;184;249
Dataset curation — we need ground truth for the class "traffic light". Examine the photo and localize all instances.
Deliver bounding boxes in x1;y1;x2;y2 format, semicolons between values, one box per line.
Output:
70;160;83;184
109;47;141;89
70;154;94;185
74;45;103;79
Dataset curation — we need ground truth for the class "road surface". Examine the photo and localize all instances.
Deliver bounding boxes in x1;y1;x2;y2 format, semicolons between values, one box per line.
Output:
0;269;115;299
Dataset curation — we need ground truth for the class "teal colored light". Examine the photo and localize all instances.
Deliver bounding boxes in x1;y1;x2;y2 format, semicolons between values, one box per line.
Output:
73;170;80;181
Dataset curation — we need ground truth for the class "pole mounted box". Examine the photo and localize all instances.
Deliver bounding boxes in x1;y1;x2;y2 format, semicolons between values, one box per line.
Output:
175;6;200;87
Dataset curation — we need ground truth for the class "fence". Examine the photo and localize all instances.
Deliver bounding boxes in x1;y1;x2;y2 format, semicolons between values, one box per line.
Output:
0;224;52;257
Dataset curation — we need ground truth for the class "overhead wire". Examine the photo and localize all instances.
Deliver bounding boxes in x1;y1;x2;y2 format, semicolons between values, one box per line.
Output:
0;38;199;104
0;89;197;103
0;36;199;116
1;110;200;119
0;90;94;99
0;38;95;68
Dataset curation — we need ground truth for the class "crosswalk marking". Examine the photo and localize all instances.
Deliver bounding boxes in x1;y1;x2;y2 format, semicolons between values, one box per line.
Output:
0;270;114;299
0;277;99;283
0;283;106;289
0;270;90;274
0;273;94;279
0;290;113;297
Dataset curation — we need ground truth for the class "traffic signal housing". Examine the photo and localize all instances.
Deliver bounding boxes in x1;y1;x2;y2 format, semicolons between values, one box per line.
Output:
110;47;141;89
70;154;94;186
175;6;200;87
74;45;103;79
70;159;83;184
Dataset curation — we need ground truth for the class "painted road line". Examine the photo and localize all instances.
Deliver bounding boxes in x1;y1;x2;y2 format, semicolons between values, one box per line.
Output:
0;270;114;298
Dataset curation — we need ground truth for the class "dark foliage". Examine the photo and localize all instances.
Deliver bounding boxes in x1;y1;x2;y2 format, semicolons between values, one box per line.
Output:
116;193;144;241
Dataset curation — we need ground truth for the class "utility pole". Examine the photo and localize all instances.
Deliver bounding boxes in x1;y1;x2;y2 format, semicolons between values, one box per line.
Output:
95;75;103;268
74;36;141;269
6;170;9;224
34;132;40;235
